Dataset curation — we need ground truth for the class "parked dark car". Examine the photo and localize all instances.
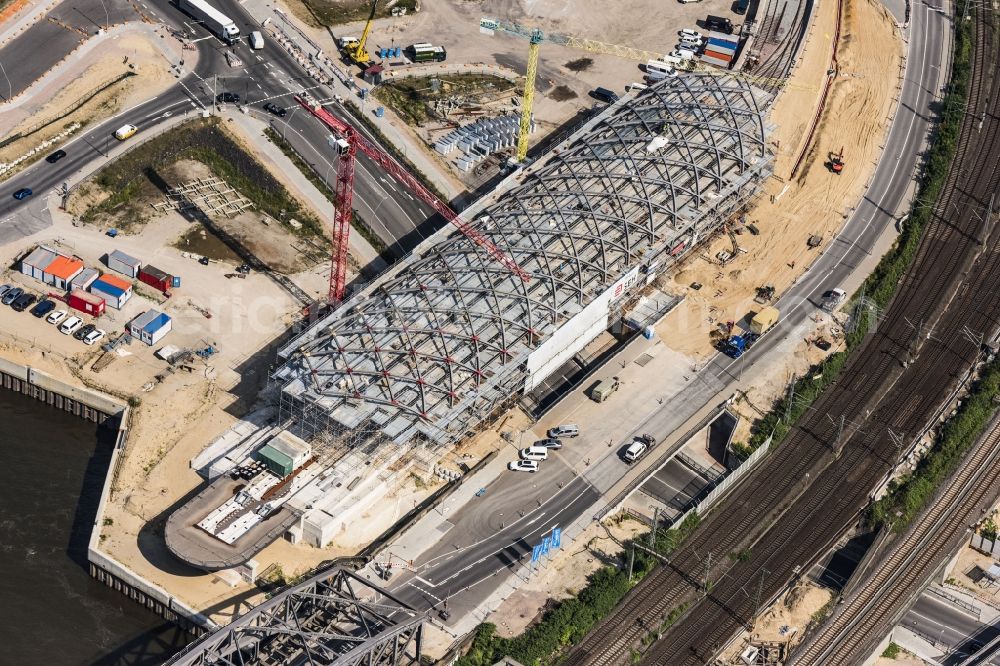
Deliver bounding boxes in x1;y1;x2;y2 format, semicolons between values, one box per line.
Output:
74;323;96;341
591;87;619;104
262;101;287;117
30;299;56;318
11;293;36;312
45;149;67;163
217;92;241;104
533;438;563;450
2;287;23;305
12;188;32;200
734;0;749;14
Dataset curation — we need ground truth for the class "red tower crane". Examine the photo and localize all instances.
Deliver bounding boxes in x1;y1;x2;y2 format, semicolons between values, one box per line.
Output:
295;97;531;303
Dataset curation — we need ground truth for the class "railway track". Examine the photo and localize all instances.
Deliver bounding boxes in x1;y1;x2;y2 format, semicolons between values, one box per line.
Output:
791;415;1000;664
566;5;1000;665
751;0;813;84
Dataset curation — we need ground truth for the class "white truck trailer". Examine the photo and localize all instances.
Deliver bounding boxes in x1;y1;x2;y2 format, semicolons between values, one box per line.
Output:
177;0;239;43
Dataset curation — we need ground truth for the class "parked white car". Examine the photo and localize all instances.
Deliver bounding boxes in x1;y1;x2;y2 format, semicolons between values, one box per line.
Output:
678;38;704;50
520;446;549;462
59;316;83;335
669;49;696;61
47;309;68;325
508;460;539;473
679;29;704;41
83;328;106;346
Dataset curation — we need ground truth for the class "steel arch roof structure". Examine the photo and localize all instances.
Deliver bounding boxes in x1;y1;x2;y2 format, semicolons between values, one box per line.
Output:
276;73;772;444
166;568;425;666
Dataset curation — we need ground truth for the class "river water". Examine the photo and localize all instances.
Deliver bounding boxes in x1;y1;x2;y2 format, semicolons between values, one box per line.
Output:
0;389;186;665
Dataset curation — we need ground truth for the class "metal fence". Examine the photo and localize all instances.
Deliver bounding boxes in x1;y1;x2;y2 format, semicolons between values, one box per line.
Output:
672;433;773;527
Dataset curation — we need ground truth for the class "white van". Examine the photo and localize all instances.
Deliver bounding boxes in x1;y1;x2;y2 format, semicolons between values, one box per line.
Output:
547;424;580;439
627;82;649;93
645;60;677;80
249;30;264;50
520;446;549;461
669;48;696;61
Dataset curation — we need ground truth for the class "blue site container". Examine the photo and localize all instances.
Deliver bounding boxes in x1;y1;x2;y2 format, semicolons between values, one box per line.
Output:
375;106;385;117
394;46;401;57
171;276;181;288
379;47;386;58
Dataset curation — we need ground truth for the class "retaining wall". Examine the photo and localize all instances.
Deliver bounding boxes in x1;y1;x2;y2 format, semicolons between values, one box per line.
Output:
0;356;121;422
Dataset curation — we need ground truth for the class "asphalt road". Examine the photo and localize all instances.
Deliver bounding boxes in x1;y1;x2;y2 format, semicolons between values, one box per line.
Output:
0;0;143;101
380;0;950;633
0;0;432;250
902;590;1000;665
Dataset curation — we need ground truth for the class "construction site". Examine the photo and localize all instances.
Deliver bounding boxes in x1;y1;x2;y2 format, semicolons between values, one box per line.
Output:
0;0;932;658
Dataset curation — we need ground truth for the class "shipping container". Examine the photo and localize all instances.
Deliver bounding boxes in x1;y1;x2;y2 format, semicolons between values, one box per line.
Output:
68;289;105;317
750;306;780;335
107;249;141;277
90;274;133;310
128;309;172;345
20;246;57;281
70;267;100;292
707;37;738;52
700;54;733;68
703;49;734;62
138;265;172;293
43;256;84;289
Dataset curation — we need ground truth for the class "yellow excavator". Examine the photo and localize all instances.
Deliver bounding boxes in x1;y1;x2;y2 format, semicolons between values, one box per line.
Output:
345;0;379;66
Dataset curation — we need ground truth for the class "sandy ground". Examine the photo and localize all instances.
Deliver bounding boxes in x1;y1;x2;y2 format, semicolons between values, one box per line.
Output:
659;0;902;358
0;26;180;177
717;582;833;663
280;0;747;169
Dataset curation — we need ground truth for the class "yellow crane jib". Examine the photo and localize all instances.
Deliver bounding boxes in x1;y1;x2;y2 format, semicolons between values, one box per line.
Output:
349;0;380;65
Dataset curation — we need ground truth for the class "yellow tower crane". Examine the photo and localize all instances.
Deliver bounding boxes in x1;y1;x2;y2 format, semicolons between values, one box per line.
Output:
480;18;665;162
480;17;812;161
346;0;380;65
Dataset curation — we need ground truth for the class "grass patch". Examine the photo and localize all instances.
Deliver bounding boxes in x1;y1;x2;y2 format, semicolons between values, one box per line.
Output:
868;355;1000;531
373;74;517;127
78;117;322;238
882;642;901;659
455;513;700;666
263;127;388;254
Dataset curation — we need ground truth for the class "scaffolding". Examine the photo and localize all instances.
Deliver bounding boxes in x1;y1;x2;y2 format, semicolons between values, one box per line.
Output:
152;177;255;218
272;73;773;448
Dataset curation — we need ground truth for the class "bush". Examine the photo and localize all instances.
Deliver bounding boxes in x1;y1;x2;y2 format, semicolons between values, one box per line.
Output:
869;356;1000;531
882;642;901;659
454;514;699;666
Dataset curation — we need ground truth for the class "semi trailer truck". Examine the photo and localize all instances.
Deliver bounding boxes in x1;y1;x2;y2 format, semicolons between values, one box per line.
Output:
177;0;240;43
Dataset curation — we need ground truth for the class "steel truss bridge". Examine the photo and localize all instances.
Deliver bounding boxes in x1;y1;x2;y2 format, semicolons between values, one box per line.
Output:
166;568;425;666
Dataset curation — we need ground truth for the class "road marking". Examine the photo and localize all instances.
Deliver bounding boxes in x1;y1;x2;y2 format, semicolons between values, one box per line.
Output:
414;575;435;586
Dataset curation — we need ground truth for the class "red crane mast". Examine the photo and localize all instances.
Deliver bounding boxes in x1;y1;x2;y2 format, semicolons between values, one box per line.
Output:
295;97;531;303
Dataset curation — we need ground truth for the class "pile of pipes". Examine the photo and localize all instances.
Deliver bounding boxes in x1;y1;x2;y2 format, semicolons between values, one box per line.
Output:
433;114;533;171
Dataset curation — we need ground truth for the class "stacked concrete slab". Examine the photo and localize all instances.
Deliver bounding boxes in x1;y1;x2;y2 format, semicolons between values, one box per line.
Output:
433;113;533;170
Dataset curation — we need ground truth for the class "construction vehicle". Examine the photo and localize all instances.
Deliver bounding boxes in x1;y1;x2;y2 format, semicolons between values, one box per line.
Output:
296;97;530;303
750;306;780;335
590;376;621;402
343;0;379;65
480;17;809;162
828;146;845;174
